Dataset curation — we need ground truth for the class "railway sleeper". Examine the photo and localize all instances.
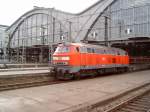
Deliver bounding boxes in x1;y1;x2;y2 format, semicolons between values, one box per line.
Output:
125;105;149;111
134;99;150;104
129;103;150;108
120;108;142;112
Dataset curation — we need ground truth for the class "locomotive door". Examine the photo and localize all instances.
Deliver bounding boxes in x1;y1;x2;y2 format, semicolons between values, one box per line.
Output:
75;47;81;67
80;46;86;67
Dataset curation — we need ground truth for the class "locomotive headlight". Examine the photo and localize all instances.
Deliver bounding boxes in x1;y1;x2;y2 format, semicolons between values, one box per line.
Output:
53;56;70;60
61;56;70;60
53;57;59;60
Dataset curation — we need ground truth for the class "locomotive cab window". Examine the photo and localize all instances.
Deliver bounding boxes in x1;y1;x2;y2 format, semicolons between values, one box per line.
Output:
113;50;117;55
119;50;125;55
122;51;127;56
55;46;70;53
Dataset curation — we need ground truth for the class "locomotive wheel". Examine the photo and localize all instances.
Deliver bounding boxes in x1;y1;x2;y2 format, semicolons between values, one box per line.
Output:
54;72;59;80
63;73;74;80
98;69;105;75
125;67;129;72
74;72;81;80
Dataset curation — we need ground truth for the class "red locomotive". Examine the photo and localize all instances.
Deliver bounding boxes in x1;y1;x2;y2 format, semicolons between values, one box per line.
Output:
51;43;129;79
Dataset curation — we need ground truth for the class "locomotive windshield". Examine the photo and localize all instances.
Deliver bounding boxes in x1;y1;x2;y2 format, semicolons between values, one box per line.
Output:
55;46;70;53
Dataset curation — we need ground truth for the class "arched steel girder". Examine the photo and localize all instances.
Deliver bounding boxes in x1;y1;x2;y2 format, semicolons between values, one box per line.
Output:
72;0;114;42
7;0;115;45
7;12;68;48
83;12;104;41
82;0;114;42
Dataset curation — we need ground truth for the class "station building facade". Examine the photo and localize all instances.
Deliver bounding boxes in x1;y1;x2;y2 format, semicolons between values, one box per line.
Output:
6;0;150;63
0;25;8;59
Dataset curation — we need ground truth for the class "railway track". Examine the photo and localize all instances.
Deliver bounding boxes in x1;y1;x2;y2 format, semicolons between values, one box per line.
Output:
0;73;58;91
0;72;75;91
0;69;150;112
109;91;150;112
99;83;150;112
0;64;149;92
68;83;150;112
0;80;66;91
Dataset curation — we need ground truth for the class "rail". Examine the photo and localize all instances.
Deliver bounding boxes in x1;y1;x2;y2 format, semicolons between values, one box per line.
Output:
108;89;150;112
0;73;54;91
130;57;150;64
0;64;149;91
63;83;150;112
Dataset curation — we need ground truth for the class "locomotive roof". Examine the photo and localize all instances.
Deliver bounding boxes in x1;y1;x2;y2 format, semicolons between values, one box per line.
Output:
59;42;125;52
58;42;126;54
71;43;112;49
72;43;125;52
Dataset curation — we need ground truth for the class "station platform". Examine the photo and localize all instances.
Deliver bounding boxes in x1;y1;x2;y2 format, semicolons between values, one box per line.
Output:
0;69;49;77
0;70;150;112
0;67;50;90
0;67;49;72
0;67;52;91
0;66;50;77
0;70;49;77
0;63;48;69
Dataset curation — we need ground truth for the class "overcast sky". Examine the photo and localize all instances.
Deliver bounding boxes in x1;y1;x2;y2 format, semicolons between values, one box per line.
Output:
0;0;98;26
